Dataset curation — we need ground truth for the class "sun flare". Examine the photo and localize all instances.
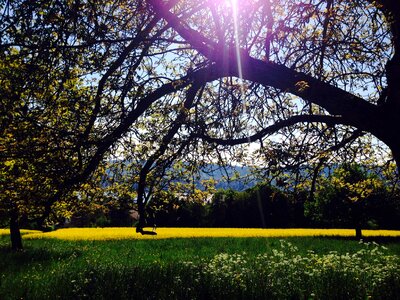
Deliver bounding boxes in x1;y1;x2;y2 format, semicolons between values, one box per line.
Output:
231;0;243;81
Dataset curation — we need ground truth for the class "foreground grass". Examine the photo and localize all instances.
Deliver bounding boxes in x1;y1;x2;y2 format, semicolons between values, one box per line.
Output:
1;229;400;299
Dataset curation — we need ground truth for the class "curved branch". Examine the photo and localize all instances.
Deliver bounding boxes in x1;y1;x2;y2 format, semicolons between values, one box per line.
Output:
197;114;350;146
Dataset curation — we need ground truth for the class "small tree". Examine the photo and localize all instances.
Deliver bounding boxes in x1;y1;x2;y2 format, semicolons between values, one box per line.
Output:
306;164;386;238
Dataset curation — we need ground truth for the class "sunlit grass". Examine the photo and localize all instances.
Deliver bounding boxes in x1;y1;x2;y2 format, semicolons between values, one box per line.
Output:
1;230;399;299
22;227;400;241
1;235;399;299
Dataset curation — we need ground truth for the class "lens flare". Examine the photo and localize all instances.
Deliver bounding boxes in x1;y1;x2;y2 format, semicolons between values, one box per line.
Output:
230;0;247;116
231;0;243;80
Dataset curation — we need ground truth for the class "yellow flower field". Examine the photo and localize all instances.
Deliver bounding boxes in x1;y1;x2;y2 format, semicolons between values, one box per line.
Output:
13;227;400;241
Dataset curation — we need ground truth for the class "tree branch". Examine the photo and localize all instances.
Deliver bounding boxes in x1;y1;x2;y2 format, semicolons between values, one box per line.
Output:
75;63;225;185
197;114;349;146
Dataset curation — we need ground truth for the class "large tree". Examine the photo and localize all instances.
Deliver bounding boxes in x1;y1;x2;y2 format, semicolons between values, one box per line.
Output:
1;0;399;248
0;0;221;248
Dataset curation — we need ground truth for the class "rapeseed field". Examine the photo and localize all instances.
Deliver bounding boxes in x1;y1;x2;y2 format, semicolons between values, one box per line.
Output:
17;227;400;240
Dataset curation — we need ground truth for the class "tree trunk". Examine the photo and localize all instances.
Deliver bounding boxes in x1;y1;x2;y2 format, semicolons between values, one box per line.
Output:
10;211;23;251
135;170;147;234
355;226;362;240
390;144;400;174
353;201;363;240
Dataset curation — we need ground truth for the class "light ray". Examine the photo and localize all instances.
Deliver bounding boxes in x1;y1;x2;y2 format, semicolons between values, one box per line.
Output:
231;0;243;81
230;0;250;120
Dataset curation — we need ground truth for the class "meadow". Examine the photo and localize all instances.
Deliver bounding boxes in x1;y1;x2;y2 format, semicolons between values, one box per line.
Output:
1;228;400;299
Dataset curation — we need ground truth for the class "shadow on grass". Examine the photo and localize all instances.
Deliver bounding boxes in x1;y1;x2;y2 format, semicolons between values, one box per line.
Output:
321;235;400;243
0;237;82;274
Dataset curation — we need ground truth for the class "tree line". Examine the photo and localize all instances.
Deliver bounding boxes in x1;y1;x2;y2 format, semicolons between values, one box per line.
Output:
43;163;399;240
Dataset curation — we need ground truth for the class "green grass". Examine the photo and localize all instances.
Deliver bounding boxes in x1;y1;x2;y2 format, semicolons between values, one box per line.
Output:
1;235;400;299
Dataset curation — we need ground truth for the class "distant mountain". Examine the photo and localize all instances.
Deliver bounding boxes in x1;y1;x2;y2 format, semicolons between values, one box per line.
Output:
104;161;257;191
104;161;385;193
198;165;257;191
